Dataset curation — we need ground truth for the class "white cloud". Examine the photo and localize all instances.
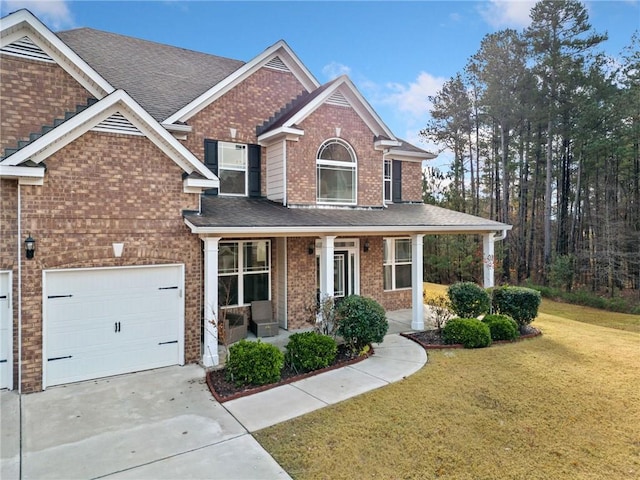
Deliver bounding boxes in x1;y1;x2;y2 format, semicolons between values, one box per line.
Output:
478;0;536;29
381;71;446;120
1;0;74;29
322;61;351;80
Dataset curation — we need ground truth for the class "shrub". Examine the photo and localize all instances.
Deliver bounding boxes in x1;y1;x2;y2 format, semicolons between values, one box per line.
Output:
225;340;284;387
482;314;519;341
285;331;337;373
442;318;492;348
447;282;491;318
423;292;453;332
491;286;541;330
336;295;388;354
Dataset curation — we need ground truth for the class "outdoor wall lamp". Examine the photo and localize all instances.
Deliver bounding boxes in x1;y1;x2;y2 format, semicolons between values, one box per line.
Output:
363;239;370;253
308;242;315;255
25;234;36;259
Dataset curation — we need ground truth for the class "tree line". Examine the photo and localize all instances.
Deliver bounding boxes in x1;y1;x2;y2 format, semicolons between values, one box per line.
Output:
421;0;639;300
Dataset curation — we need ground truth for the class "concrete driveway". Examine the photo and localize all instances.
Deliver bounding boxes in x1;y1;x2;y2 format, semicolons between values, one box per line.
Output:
1;365;290;479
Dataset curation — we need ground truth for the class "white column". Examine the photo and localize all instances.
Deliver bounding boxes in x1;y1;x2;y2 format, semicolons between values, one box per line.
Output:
411;234;425;330
483;233;495;288
319;236;336;301
203;237;221;367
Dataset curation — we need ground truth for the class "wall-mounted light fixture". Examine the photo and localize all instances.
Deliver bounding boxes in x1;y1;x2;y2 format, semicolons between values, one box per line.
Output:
25;234;36;259
308;242;315;255
363;239;370;253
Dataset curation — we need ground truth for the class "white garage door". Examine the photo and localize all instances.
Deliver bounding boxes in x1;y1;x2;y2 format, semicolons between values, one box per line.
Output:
0;271;12;390
44;265;184;388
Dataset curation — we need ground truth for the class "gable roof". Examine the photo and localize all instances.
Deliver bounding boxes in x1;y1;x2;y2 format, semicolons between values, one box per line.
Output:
0;89;218;189
257;75;396;144
57;28;245;122
0;9;113;98
164;40;320;124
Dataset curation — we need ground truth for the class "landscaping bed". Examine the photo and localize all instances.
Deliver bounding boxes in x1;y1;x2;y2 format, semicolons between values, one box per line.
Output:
402;324;541;349
207;344;372;403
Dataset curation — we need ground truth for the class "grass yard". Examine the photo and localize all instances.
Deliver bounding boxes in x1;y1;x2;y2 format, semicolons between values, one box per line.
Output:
255;288;640;479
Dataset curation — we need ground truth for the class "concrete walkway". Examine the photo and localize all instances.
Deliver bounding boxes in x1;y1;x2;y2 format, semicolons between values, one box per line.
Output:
1;329;427;479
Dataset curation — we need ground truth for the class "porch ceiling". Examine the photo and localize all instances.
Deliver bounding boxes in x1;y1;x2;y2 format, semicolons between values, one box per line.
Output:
184;197;511;237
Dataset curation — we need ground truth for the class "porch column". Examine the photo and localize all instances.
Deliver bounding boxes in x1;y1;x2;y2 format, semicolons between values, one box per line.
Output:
482;233;495;288
203;237;221;367
319;236;336;301
411;234;425;330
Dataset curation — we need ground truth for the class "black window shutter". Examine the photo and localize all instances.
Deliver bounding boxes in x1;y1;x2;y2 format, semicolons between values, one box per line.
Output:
392;160;402;203
204;139;218;196
248;144;261;197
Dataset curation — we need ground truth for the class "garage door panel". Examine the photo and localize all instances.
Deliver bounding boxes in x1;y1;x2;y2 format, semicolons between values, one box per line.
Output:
0;271;11;389
44;265;183;388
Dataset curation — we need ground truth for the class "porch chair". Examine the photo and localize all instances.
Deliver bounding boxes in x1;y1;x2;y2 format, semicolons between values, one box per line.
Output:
220;310;248;344
250;300;279;337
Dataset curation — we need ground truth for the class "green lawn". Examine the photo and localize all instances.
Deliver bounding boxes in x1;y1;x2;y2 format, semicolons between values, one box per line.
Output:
255;289;640;479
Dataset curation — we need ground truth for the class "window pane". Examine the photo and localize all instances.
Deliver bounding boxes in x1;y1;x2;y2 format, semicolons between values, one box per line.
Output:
396;264;412;289
334;255;345;297
219;169;246;195
317;166;355;203
219;143;247;168
318;141;352;162
244;241;269;271
383;239;390;263
243;272;269;303
219;243;238;274
383;265;393;290
395;239;412;262
218;275;238;306
384;180;391;202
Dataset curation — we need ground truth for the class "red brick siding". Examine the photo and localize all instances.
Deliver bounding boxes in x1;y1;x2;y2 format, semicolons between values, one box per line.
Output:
286;104;384;206
17;131;201;392
400;161;424;202
285;237;317;330
182;67;307;196
0;55;93;153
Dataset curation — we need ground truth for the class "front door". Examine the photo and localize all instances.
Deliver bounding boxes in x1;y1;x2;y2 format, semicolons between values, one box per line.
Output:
316;239;359;300
333;251;349;299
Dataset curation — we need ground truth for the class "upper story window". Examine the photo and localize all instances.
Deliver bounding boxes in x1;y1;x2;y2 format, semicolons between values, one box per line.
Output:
384;159;402;203
316;138;357;205
384;159;392;202
204;139;261;197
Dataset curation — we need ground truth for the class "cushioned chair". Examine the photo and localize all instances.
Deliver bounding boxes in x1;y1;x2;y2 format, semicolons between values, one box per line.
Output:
250;300;279;337
221;310;247;344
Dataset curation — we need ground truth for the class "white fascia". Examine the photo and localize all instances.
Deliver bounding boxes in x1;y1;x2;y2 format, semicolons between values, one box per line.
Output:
164;40;320;124
183;176;219;193
1;9;114;98
257;126;305;146
0;165;45;185
374;139;402;150
1;90;218;182
184;218;513;236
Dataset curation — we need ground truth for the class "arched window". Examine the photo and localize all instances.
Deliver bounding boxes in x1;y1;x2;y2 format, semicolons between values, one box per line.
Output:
316;139;357;204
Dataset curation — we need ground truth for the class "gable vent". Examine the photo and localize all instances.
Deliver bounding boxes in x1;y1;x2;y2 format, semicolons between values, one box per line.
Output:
327;91;350;107
265;56;290;72
1;36;54;63
91;113;143;136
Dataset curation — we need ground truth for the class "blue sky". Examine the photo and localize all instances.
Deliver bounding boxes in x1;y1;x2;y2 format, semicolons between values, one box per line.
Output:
2;1;638;168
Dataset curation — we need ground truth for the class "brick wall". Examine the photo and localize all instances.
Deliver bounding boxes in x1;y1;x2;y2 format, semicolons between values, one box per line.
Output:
0;55;94;153
17;131;202;392
285;237;317;330
286;104;384;206
401;161;424;202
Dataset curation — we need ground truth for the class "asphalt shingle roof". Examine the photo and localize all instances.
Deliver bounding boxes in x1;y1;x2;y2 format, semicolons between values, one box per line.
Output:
57;28;245;121
185;197;508;232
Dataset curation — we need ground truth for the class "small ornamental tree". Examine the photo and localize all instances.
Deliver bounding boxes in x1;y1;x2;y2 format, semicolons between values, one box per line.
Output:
447;282;491;318
336;295;388;355
423;292;453;332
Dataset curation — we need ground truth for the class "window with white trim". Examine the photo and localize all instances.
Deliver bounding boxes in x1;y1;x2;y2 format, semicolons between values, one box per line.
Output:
383;238;412;290
384;159;392;202
218;240;270;307
219;142;248;195
316;138;357;205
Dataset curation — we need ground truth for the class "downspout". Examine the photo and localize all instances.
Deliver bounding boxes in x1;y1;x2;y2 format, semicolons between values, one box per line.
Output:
17;183;22;394
494;229;508;242
282;139;287;207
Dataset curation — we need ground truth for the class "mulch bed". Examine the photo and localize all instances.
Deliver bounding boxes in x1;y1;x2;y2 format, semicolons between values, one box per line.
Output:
401;325;542;349
207;344;372;403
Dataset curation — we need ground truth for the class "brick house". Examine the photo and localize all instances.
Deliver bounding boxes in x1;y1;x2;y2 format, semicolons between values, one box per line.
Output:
0;10;510;393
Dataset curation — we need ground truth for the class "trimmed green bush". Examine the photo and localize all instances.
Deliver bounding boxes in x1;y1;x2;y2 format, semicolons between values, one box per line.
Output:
447;282;491;318
336;295;388;354
491;286;541;329
225;340;284;387
482;314;519;341
442;318;492;348
285;331;337;373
